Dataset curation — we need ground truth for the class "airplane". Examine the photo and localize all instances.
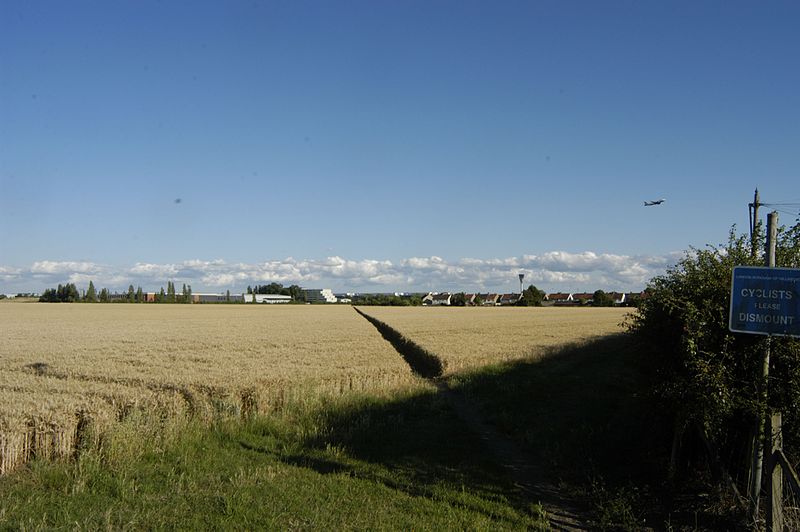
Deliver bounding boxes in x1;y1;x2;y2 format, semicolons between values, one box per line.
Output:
644;198;666;206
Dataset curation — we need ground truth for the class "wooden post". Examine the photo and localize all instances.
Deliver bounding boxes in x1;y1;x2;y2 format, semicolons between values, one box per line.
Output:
750;211;779;521
767;412;784;532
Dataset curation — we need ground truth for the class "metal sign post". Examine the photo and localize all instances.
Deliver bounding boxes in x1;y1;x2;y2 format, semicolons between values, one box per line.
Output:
729;212;800;528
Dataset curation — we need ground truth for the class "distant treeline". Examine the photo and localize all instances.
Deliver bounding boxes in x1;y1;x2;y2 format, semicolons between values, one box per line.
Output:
353;294;423;306
247;283;302;300
39;281;195;303
37;281;308;303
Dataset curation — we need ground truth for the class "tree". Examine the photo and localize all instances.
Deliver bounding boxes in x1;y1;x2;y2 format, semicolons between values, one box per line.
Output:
451;292;467;306
40;283;79;302
135;286;144;303
127;285;135;303
265;282;284;295
226;289;231;303
85;281;97;302
99;288;109;303
473;294;484;306
591;290;614;307
167;281;176;303
178;283;192;303
39;288;57;302
518;285;545;306
60;283;79;302
287;285;303;301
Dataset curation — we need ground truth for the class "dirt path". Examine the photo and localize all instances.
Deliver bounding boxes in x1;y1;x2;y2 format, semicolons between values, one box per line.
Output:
437;381;589;530
355;308;590;530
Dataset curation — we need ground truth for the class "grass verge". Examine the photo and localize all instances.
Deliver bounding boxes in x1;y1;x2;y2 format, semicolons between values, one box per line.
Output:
0;384;546;530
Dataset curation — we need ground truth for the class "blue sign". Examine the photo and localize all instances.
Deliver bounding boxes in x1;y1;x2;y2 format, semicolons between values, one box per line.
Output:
729;266;800;337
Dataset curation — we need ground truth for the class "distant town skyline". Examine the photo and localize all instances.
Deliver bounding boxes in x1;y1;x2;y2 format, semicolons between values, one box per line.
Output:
3;2;799;294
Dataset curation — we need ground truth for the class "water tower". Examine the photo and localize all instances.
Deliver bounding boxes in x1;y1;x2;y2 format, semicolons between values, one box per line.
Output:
518;273;525;295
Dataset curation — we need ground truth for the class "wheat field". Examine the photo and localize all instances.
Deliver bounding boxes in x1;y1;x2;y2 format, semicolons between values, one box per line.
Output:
0;303;630;475
361;306;630;374
0;304;416;474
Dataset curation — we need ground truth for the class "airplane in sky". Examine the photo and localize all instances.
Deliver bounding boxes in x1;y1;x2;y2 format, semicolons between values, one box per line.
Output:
644;198;666;206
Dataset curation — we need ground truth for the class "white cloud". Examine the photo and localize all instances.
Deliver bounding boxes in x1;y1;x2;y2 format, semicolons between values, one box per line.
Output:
31;261;101;274
129;262;179;277
0;266;22;281
1;250;679;294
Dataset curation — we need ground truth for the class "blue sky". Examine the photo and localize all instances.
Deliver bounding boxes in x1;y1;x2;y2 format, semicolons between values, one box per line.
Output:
2;1;799;294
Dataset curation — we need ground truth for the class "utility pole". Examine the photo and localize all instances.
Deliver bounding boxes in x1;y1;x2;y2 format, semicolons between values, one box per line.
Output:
750;188;761;260
750;210;778;521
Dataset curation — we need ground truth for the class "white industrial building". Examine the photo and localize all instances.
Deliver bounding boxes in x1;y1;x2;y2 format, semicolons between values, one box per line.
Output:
243;293;292;304
301;288;338;303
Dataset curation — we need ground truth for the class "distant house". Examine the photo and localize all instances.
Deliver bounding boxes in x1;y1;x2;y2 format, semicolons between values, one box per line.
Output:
498;293;521;306
464;293;476;306
544;293;572;306
477;293;499;306
422;293;434;305
431;293;452;306
571;292;594;305
608;292;626;305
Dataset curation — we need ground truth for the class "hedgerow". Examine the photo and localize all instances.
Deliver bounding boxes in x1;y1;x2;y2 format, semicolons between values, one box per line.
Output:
628;222;800;486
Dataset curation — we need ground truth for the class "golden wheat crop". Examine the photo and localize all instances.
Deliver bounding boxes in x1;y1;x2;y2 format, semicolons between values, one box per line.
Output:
0;304;416;473
360;306;630;374
0;303;630;474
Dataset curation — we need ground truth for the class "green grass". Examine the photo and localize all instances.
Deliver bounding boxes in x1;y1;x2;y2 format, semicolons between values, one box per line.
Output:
0;386;546;530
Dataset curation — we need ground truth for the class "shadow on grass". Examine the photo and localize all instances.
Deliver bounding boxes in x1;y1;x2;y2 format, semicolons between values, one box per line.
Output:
238;387;539;527
309;390;519;502
240;333;676;528
449;335;666;483
448;334;679;528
